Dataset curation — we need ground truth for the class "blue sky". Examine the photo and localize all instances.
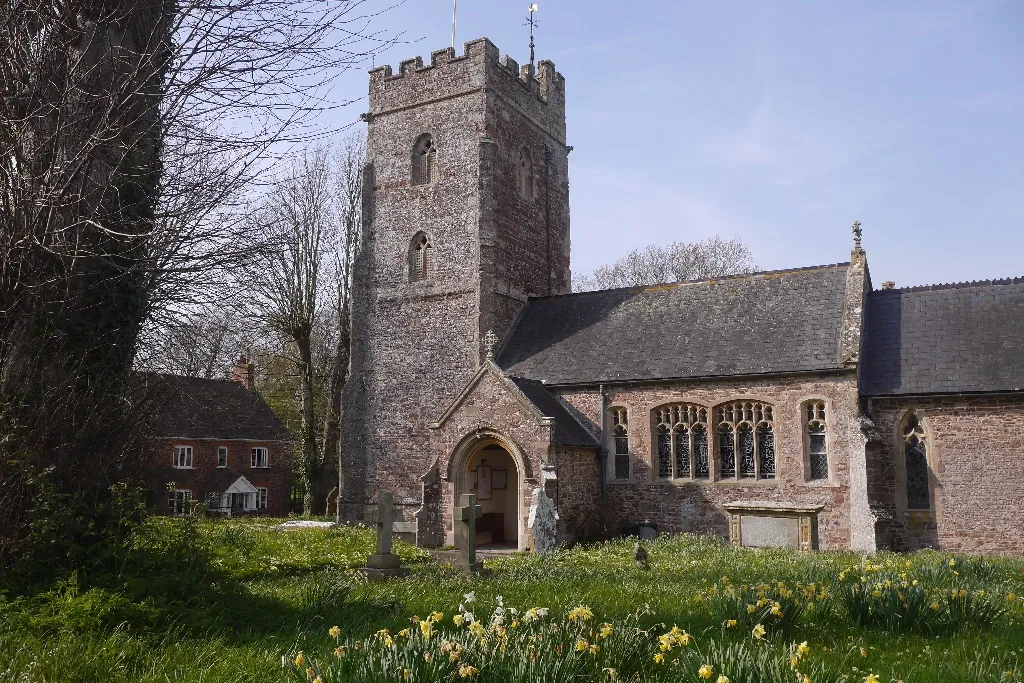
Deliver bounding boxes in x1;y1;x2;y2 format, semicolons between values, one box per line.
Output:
328;1;1023;287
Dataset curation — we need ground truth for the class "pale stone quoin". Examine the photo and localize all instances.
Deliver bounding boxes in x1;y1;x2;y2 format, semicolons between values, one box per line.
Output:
340;38;1024;554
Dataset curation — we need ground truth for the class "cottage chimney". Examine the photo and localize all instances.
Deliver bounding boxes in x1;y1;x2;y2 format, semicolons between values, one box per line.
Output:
231;355;255;390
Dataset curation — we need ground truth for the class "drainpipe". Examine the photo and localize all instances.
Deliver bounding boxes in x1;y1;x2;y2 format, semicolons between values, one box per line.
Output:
598;384;608;501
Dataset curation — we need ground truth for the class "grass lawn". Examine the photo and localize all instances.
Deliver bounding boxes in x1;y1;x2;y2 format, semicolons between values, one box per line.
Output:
2;517;1023;682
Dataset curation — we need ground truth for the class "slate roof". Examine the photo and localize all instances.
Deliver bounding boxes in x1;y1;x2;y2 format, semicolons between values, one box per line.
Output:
148;374;291;441
509;377;600;448
861;278;1024;396
498;264;851;385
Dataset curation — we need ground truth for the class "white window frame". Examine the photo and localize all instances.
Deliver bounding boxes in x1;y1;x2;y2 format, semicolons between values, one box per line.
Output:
173;445;193;469
251;447;269;468
257;487;268;509
217;446;228;468
169;489;193;516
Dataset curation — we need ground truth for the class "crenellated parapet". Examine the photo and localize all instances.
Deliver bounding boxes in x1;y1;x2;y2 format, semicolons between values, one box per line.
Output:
367;38;566;135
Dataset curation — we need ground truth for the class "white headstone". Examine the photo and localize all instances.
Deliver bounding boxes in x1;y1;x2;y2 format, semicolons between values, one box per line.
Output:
527;487;558;554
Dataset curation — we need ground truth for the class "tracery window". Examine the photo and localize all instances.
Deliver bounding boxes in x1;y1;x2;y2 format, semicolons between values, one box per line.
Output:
805;401;829;480
903;411;930;510
715;401;775;481
654;404;708;480
411;134;436;185
409;232;435;282
612;407;629;480
517;146;535;199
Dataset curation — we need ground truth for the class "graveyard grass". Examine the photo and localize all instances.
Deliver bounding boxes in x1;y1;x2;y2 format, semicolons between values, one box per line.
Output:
2;519;1024;682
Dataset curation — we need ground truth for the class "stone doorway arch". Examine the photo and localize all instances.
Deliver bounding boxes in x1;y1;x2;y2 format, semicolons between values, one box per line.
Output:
447;431;528;551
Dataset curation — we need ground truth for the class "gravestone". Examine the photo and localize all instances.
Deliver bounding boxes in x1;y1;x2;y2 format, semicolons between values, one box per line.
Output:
360;491;410;579
455;493;483;573
527;487;558;554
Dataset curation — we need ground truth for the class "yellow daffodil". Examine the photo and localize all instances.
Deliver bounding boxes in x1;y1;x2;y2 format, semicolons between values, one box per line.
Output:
654;653;665;664
752;624;766;640
294;652;305;667
724;619;737;628
698;664;713;679
430;611;444;622
865;675;880;683
458;664;479;678
453;614;465;626
716;676;730;683
797;641;810;657
328;626;341;639
567;605;594;622
424;652;432;663
747;604;757;614
576;639;588;652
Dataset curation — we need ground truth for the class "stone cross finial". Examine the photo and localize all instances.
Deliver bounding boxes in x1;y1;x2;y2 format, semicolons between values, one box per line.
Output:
852;220;863;250
484;329;499;360
455;493;483;572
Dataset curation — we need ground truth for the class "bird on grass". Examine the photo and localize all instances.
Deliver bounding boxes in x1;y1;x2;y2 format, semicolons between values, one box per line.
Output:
633;541;649;570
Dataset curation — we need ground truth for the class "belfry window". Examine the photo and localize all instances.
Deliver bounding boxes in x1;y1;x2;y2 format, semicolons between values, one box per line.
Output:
715;401;775;481
903;411;930;510
409;232;435;282
654;404;709;480
517;146;535;199
411;134;436;185
805;401;829;480
611;407;629;480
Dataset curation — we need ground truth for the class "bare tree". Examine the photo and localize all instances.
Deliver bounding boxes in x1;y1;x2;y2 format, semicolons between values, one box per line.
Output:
573;236;757;292
322;134;365;519
247;148;334;515
0;0;399;563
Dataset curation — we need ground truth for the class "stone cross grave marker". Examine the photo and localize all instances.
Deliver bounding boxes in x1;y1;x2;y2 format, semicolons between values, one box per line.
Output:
455;493;483;572
362;490;409;578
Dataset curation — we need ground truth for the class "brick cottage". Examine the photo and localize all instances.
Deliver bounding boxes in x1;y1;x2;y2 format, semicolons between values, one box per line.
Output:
339;38;1024;554
146;358;293;517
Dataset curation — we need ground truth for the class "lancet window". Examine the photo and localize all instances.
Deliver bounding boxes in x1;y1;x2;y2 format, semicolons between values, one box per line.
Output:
715;401;775;480
612;407;629;480
805;401;829;480
517;146;535;199
903;411;930;511
411;134;436;185
654;404;709;480
409;232;435;282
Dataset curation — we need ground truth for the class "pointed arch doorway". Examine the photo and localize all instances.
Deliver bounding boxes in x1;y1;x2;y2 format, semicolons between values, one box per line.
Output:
449;435;524;551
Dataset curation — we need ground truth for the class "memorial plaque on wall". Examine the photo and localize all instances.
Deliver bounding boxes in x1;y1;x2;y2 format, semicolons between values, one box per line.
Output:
478;465;492;500
739;515;801;549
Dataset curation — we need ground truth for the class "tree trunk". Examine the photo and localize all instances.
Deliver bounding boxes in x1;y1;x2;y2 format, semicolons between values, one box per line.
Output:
296;334;318;515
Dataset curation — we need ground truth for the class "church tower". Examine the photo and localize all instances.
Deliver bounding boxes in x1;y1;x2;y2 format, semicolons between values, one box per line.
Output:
341;39;571;523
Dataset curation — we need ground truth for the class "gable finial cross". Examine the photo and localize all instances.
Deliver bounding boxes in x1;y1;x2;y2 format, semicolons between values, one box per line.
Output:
852;220;863;250
484;329;499;360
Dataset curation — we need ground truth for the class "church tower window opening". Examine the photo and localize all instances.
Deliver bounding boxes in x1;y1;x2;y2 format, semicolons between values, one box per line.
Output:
902;411;930;511
517;146;535;199
805;400;829;480
411;134;437;186
715;401;775;481
654;404;708;480
409;232;435;282
611;407;630;480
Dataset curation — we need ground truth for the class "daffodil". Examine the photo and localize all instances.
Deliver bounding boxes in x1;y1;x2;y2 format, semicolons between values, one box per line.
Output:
653;653;665;664
864;675;880;683
294;652;305;667
576;639;588;652
752;624;766;640
458;664;479;678
698;663;713;679
724;619;737;628
797;641;810;657
328;626;341;639
717;677;730;683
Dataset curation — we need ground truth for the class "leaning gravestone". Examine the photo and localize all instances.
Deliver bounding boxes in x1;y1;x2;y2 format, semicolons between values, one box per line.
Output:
360;491;410;580
455;493;483;573
528;487;558;554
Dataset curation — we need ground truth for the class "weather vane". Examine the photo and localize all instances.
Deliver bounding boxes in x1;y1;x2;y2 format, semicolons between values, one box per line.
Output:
526;4;539;68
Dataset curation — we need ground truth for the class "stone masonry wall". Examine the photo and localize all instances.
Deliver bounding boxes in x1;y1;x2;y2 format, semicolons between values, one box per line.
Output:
146;438;293;517
557;372;865;550
341;39;570;527
868;394;1024;554
551;447;603;543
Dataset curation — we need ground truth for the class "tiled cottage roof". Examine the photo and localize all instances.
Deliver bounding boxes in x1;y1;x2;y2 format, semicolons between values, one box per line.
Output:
498;264;851;385
148;375;290;441
509;377;600;448
861;278;1024;396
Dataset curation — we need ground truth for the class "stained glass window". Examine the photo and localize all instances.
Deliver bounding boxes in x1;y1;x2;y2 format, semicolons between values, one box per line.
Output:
806;401;828;480
652;404;706;480
758;424;775;479
738;424;756;478
674;426;691;478
903;412;930;510
612;408;629;480
715;401;775;481
693;425;709;479
718;424;736;478
657;424;672;478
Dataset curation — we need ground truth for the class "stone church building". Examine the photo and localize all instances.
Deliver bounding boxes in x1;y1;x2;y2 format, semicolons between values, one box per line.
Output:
341;38;1024;554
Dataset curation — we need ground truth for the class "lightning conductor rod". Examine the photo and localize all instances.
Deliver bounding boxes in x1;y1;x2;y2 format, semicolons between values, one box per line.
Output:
451;0;457;50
